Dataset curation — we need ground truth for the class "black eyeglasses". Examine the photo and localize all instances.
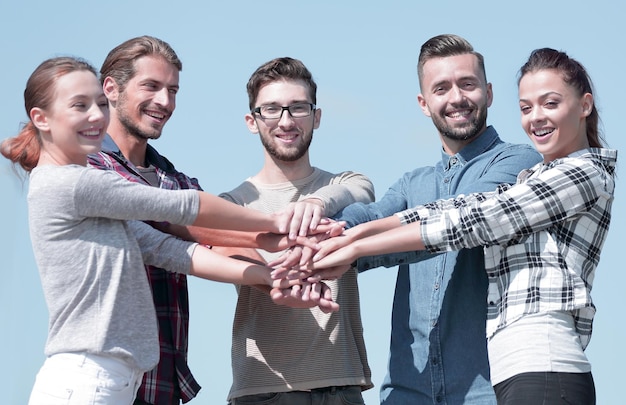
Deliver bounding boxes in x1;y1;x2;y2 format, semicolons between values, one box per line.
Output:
252;103;316;120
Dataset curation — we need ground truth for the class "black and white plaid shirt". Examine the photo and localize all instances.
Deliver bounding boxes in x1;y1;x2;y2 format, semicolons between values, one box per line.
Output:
398;148;617;349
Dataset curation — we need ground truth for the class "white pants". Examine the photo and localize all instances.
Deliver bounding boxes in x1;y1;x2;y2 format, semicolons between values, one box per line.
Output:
28;352;144;405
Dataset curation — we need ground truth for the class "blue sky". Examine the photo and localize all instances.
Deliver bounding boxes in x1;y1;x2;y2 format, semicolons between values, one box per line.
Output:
1;1;624;404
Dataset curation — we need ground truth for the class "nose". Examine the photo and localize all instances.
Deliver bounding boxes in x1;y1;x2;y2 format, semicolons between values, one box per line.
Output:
529;106;545;123
154;87;174;109
449;85;465;103
277;108;295;126
90;103;109;124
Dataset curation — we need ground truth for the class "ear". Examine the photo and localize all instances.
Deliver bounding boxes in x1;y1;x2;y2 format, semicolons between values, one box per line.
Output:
245;113;259;134
102;76;119;102
30;107;49;132
581;93;593;117
313;107;322;130
485;82;494;108
417;93;432;117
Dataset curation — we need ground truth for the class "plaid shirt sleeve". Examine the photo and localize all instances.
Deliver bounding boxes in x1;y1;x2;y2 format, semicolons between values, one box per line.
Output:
400;156;611;252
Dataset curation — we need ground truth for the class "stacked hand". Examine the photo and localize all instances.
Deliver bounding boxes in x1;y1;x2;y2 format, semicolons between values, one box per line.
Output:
267;202;362;313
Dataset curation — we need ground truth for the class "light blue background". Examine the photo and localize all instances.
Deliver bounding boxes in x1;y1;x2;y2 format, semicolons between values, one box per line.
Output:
2;1;624;404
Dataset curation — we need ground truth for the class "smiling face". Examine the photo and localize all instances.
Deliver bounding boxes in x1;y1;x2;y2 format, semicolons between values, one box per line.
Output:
105;55;179;141
245;79;321;163
417;53;492;154
32;70;109;166
519;69;592;163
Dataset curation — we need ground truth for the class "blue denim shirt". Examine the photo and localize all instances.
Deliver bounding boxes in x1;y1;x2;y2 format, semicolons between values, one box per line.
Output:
335;127;542;404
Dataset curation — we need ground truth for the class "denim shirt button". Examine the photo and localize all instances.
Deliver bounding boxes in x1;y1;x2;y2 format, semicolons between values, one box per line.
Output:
436;395;443;402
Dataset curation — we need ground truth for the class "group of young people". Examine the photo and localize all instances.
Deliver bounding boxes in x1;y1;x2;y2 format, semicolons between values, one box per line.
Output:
2;32;615;405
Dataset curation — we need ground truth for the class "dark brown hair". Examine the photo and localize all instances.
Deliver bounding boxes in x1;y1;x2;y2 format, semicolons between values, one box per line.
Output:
518;48;604;148
246;57;317;110
417;34;487;90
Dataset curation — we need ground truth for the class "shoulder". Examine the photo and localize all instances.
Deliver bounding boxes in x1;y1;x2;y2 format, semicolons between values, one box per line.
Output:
486;141;542;168
314;168;372;183
219;180;256;204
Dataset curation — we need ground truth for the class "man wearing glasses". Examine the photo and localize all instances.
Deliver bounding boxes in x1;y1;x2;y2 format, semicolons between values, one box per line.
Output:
221;57;374;405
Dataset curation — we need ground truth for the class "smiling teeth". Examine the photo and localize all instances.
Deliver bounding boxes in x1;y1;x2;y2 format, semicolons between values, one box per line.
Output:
448;110;470;118
147;111;165;119
534;128;553;137
82;130;101;136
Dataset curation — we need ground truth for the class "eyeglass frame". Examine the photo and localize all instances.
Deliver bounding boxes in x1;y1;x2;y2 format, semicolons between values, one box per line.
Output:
251;103;316;120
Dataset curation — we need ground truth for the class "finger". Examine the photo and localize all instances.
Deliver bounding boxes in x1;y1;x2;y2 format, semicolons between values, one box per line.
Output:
319;299;340;313
293;235;321;250
298;205;314;237
299;246;316;266
309;282;322;301
301;283;312;301
290;284;302;298
289;204;304;240
307;207;324;234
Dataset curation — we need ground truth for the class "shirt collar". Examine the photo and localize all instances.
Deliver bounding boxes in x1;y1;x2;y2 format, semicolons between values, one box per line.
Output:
100;133;176;173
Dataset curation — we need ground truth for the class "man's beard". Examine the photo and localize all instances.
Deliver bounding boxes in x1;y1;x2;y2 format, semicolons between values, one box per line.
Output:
116;94;163;141
431;103;488;142
260;130;313;162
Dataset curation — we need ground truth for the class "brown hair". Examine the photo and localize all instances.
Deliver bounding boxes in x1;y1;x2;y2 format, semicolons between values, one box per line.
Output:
100;35;182;90
518;48;604;148
1;57;97;173
417;34;487;90
246;57;317;110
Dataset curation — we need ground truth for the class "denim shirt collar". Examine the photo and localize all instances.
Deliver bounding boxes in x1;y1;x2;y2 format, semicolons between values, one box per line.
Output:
440;125;500;170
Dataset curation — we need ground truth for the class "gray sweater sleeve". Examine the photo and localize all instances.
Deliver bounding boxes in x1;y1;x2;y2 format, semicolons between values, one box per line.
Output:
75;168;200;225
127;220;197;274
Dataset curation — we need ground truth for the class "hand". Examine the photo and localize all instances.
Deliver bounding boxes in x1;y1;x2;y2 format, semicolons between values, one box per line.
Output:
270;282;339;313
256;233;321;253
281;199;326;239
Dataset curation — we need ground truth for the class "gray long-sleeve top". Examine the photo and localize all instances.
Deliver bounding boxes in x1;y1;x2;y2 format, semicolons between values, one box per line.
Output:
28;164;199;371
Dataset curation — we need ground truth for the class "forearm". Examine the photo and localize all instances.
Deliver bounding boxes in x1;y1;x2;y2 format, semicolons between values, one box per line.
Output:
347;214;402;240
194;191;283;233
189;245;272;285
353;221;426;258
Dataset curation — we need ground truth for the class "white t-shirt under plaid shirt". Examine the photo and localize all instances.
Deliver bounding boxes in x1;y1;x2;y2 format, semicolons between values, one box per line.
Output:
397;148;617;349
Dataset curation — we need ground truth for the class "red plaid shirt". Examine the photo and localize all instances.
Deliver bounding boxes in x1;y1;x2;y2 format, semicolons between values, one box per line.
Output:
88;136;202;404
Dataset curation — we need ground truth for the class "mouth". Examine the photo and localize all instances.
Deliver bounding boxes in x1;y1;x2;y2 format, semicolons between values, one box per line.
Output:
446;108;472;120
532;128;554;138
79;128;103;138
144;109;168;123
276;133;299;142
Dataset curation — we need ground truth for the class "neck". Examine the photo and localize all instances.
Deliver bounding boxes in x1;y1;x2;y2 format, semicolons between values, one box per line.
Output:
254;153;314;184
440;127;487;156
107;119;149;167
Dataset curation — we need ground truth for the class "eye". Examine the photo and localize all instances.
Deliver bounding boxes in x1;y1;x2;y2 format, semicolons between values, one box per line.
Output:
544;100;559;109
263;105;280;114
461;81;476;90
519;104;531;114
291;104;308;113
